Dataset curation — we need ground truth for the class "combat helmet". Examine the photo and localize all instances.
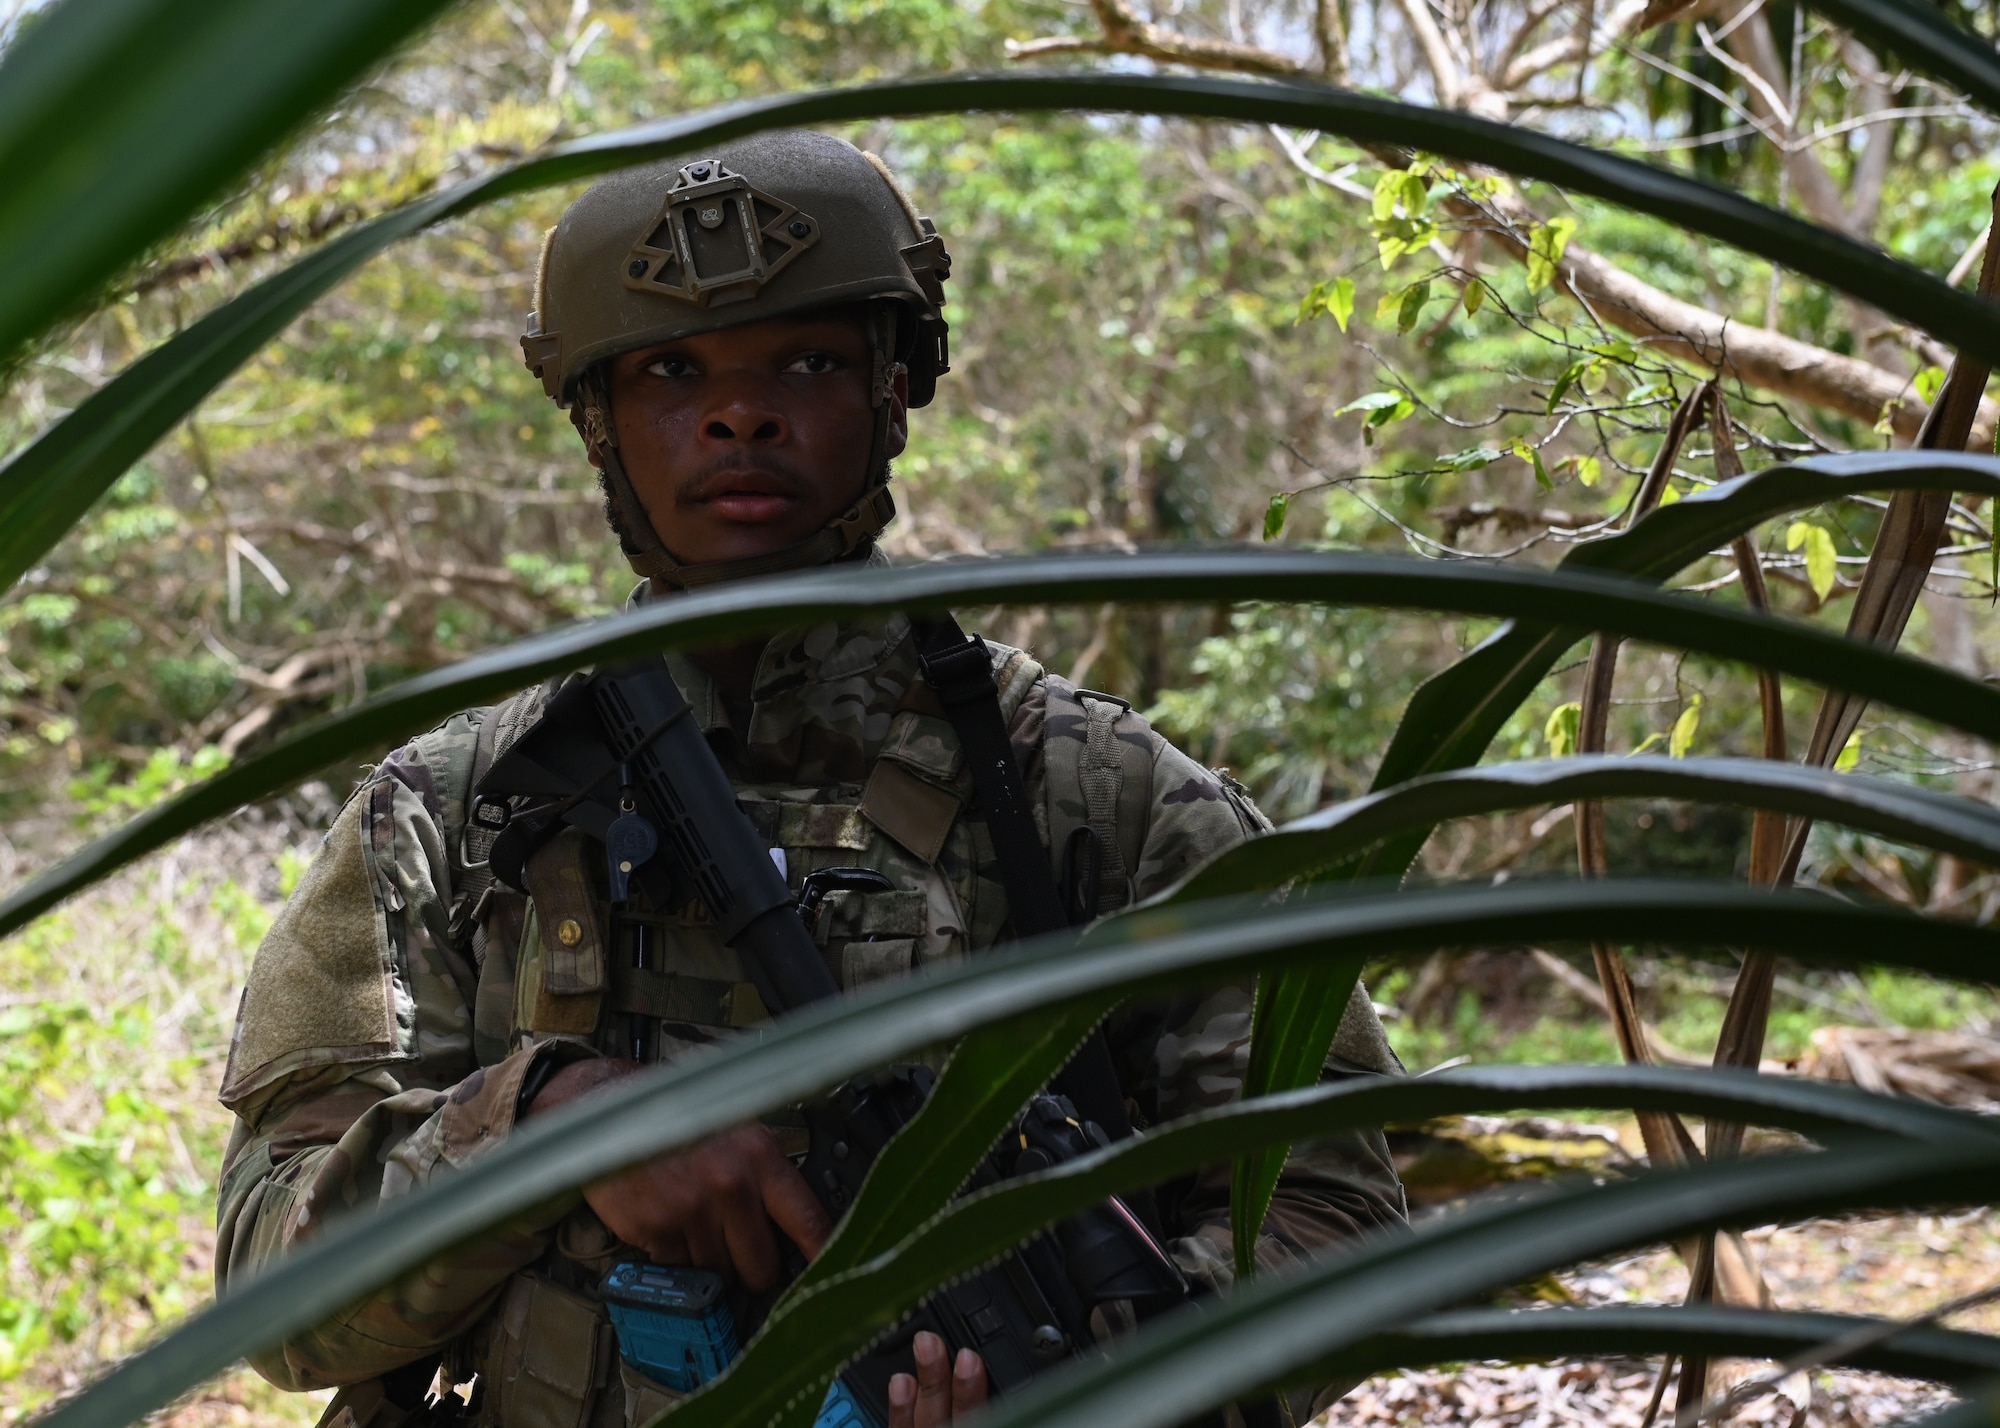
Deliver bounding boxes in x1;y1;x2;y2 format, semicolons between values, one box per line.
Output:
522;130;951;587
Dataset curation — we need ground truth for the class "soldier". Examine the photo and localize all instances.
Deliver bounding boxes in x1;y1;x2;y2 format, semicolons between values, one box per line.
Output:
214;130;1406;1428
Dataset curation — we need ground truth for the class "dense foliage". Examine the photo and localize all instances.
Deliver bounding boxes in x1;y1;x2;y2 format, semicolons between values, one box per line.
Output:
8;0;2000;1426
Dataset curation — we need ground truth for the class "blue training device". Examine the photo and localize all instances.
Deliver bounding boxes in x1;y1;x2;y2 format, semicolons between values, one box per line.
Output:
602;1262;881;1428
601;1262;739;1393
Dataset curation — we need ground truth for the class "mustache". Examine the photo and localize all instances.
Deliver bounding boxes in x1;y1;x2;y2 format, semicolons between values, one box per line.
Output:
673;456;814;505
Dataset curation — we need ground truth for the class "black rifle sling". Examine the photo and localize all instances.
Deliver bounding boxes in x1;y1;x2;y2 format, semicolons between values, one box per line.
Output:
911;615;1139;1147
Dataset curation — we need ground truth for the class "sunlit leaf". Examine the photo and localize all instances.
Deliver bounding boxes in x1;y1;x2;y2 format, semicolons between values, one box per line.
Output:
1547;358;1592;413
1545;702;1582;757
1669;693;1703;759
1526;215;1578;293
1263;493;1291;541
1788;520;1840;599
1397;280;1433;332
1514;439;1553;489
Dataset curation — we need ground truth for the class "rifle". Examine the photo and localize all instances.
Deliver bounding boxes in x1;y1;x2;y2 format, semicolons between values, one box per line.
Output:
474;655;1190;1426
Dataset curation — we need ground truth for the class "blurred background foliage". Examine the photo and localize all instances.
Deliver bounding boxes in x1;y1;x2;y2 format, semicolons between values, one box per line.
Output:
5;0;2000;1417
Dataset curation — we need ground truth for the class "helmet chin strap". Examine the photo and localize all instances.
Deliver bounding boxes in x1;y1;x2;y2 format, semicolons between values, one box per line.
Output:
581;308;904;591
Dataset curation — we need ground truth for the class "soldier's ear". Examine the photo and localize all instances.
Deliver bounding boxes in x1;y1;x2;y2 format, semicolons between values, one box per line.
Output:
885;365;910;462
568;404;608;470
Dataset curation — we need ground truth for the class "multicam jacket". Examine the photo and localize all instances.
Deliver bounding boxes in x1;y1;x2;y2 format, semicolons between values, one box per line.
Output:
215;610;1406;1428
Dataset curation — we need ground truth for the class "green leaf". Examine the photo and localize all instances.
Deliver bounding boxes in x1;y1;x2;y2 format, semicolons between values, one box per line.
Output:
1545;702;1582;757
1228;957;1363;1279
1296;275;1355;330
1915;364;1949;404
1801;0;2000;120
1161;755;2000;907
0;0;457;363
1462;278;1485;317
1326;275;1355;331
1788;520;1840;598
1335;389;1415;428
44;879;2000;1428
1439;445;1505;471
1571;455;1602;486
1340;1303;2000;1387
1263;493;1291;541
15;72;2000;597
681;1062;1997;1428
971;1138;2000;1428
1526;215;1578;293
1396;279;1432;333
1514;439;1552;489
1547;358;1593;414
715;1006;1107;1428
1668;693;1703;759
1836;729;1864;772
1360;451;2000;885
20;548;2000;940
1370;166;1402;222
1294;276;1355;331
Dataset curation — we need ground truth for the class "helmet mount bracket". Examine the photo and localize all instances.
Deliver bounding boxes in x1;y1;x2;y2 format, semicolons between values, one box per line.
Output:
621;161;820;308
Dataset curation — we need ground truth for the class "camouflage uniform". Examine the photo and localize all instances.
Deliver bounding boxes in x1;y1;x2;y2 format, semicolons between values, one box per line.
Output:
215;606;1406;1428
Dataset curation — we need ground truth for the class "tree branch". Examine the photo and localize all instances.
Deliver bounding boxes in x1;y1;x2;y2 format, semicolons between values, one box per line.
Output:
1467;193;1993;441
1388;0;1474;108
1005;0;1313;78
1009;0;1996;441
1710;3;1854;235
1315;0;1352;83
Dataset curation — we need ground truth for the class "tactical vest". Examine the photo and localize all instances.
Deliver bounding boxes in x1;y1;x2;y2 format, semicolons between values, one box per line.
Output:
374;646;1163;1428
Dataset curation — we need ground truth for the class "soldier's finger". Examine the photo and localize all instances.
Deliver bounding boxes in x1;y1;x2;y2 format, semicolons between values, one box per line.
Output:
887;1373;917;1428
951;1348;987;1419
720;1194;783;1292
761;1157;833;1258
646;1230;690;1267
683;1217;729;1276
912;1330;953;1428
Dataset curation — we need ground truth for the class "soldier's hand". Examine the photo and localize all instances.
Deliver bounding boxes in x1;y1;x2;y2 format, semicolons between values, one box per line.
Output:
888;1332;986;1428
527;1059;831;1291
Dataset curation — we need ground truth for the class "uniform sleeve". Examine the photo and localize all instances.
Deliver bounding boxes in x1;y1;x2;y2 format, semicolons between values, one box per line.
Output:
1106;733;1408;1300
214;734;587;1391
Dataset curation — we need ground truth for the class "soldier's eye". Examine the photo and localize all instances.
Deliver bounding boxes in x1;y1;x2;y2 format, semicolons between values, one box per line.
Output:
786;351;842;375
644;356;696;378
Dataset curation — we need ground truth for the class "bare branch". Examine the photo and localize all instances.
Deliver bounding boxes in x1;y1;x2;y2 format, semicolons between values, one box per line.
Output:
1314;0;1352;82
1006;0;1311;78
1712;0;1853;234
1389;0;1472;107
1499;0;1649;92
1458;189;1998;442
1011;0;1996;441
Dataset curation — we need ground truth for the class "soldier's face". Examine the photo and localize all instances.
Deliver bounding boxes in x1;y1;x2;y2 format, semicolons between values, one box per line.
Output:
596;312;908;568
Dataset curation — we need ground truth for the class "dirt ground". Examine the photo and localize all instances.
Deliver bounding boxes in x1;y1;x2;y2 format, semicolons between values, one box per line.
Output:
1321;1208;1999;1427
